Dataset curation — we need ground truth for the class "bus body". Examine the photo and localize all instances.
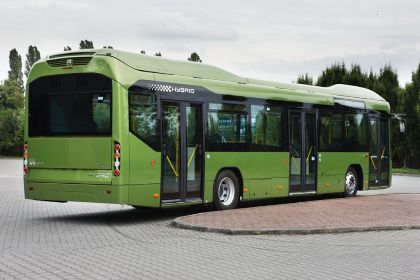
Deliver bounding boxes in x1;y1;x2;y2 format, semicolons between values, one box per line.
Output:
24;49;391;209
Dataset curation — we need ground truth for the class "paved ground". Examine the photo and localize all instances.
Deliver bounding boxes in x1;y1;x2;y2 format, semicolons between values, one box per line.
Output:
0;158;420;279
174;194;420;234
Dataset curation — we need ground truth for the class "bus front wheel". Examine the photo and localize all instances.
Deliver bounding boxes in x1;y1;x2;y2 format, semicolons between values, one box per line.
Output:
213;170;239;210
344;167;358;197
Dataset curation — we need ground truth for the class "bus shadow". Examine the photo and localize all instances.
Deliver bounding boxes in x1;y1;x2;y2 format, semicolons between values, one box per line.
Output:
38;204;212;226
39;194;342;226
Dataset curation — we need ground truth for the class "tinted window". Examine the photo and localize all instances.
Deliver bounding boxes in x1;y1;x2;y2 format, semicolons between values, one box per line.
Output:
320;112;344;151
28;73;112;136
320;111;368;151
251;105;283;151
344;113;368;150
207;103;247;151
129;92;159;150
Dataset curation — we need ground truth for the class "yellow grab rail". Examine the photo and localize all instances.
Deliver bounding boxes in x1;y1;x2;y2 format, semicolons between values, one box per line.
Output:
306;145;313;162
370;155;377;170
187;144;198;167
165;155;179;177
381;147;386;159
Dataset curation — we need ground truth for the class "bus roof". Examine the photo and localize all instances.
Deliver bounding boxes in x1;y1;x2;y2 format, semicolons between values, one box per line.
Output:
32;49;390;112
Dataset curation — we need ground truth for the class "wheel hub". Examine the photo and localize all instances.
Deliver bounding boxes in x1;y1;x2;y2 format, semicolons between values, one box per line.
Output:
345;172;357;194
218;177;235;206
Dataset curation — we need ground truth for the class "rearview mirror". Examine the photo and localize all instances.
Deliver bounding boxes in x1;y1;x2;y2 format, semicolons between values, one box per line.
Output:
399;120;405;133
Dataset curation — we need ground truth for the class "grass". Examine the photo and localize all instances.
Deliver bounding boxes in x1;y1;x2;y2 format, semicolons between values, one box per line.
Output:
393;167;420;175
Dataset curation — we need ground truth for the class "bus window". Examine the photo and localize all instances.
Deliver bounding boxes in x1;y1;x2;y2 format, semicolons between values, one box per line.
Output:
28;73;112;136
251;105;282;150
129;92;159;150
344;113;368;151
207;103;247;150
320;112;343;151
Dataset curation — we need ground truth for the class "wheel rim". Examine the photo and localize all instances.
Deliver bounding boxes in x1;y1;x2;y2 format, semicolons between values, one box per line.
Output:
345;172;357;194
218;177;235;206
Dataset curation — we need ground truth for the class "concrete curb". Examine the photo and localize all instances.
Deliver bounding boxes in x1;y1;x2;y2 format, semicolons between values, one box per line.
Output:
171;218;420;235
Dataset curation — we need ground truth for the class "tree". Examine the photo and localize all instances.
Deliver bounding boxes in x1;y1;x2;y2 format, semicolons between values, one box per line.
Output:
0;108;24;155
140;50;146;54
64;46;72;51
79;40;94;49
400;64;420;168
8;49;23;90
365;70;378;91
24;45;41;78
154;52;162;57
295;73;313;85
316;62;346;86
188;52;202;63
0;79;24;110
375;64;399;112
343;64;366;87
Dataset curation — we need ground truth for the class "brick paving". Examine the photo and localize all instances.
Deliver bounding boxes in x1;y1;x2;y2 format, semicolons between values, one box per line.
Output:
175;194;420;234
0;159;420;279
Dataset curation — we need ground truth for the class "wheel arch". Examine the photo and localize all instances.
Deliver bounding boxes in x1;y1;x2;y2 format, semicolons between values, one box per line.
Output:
215;167;244;198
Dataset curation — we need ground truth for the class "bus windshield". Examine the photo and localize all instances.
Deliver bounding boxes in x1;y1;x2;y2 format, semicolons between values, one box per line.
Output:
28;73;112;137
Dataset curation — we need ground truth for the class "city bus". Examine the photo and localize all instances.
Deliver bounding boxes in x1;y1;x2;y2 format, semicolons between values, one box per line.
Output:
23;49;391;210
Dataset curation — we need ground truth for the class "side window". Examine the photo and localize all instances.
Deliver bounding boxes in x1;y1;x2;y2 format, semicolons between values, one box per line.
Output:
207;103;248;151
251;105;283;150
320;112;344;151
129;92;159;150
344;113;368;150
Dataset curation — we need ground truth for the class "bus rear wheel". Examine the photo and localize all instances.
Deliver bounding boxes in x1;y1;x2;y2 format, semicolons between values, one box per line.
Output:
213;170;239;210
344;167;358;197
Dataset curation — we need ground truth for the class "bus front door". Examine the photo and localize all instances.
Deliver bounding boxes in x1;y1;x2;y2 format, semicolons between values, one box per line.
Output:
161;102;204;202
368;117;390;187
289;111;317;194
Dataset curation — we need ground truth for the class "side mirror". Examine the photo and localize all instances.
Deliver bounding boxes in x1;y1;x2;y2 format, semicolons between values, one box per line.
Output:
391;114;406;133
399;120;405;133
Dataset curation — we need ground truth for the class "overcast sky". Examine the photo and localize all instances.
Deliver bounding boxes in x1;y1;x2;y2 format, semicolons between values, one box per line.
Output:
1;0;420;85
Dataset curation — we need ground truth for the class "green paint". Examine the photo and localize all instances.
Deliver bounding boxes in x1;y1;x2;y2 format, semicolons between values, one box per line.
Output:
25;182;128;204
128;184;160;207
317;152;369;194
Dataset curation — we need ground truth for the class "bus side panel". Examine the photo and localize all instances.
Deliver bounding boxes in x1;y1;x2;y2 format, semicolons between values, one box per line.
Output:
112;81;130;186
25;182;128;204
204;152;289;203
317;152;368;194
128;134;161;207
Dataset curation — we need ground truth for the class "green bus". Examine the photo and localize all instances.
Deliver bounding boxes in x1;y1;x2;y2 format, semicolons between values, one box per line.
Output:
24;49;391;210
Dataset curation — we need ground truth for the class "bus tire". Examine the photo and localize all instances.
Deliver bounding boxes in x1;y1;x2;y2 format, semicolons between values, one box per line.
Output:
344;167;358;197
213;170;239;210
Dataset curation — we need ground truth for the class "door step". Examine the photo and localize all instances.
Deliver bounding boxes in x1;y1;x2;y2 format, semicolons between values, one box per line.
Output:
289;191;316;196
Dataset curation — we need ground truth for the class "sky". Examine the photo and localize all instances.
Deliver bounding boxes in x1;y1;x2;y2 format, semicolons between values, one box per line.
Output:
1;0;420;86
